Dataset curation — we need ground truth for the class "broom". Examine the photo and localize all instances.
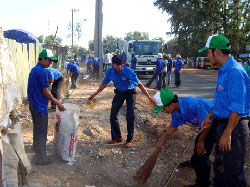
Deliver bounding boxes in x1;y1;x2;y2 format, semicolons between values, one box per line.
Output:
133;134;167;184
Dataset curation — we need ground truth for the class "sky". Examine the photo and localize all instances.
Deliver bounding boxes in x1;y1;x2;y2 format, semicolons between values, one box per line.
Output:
0;0;172;48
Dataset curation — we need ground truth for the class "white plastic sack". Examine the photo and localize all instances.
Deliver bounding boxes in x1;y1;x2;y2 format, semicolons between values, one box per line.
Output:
55;103;80;164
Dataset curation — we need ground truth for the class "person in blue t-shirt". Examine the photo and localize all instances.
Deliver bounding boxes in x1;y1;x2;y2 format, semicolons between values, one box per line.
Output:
27;49;66;165
162;53;167;88
167;55;173;85
92;56;99;79
174;55;183;88
44;68;64;110
146;53;166;90
67;60;81;89
130;52;137;70
200;34;250;186
87;55;93;74
154;89;215;187
88;55;154;148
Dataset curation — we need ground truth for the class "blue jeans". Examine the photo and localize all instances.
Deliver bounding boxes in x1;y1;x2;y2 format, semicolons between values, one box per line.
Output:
167;71;171;85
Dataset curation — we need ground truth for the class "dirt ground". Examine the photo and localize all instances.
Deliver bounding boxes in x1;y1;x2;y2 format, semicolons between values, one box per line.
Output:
19;68;250;187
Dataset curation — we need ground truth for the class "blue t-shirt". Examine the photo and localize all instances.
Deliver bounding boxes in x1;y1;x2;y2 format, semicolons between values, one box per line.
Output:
167;59;173;72
171;97;214;128
213;57;250;118
174;60;183;72
87;58;93;65
102;65;140;92
93;57;99;67
67;63;81;73
131;57;137;70
27;62;49;114
155;59;166;73
45;68;62;82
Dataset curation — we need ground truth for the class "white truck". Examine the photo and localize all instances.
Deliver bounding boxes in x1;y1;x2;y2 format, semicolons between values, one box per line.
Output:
118;40;164;77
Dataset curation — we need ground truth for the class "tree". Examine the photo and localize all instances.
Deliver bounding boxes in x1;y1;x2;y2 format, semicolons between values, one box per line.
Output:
154;0;250;58
67;21;82;44
152;37;165;44
124;31;149;41
103;35;123;52
37;35;62;46
88;40;94;52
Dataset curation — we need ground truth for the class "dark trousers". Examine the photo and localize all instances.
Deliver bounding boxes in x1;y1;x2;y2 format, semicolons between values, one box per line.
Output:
190;119;218;187
174;72;181;87
87;63;91;74
146;72;162;90
71;72;79;89
51;76;64;108
213;118;249;187
162;72;166;88
92;66;99;79
110;89;136;142
29;103;48;154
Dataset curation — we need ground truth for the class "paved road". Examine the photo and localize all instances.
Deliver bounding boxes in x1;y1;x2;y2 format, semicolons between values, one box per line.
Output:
140;68;218;100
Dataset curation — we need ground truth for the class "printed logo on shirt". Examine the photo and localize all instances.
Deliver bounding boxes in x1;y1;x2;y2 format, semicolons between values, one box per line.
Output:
218;85;223;91
192;119;197;124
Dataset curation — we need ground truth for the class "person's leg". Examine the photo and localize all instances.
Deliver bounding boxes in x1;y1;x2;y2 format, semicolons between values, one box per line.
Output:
162;72;166;88
174;72;177;86
110;91;126;140
56;76;64;101
51;76;64;108
146;72;157;87
72;72;79;88
125;91;136;142
167;72;171;85
71;73;75;88
158;73;162;90
29;103;50;164
213;120;249;187
190;120;218;186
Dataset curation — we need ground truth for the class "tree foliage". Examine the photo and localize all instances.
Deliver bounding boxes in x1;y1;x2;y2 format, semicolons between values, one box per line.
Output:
154;0;250;58
38;35;62;46
124;31;149;41
103;35;123;52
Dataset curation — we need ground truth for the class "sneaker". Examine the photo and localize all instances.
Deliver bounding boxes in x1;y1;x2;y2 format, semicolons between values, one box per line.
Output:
108;138;123;144
124;141;132;148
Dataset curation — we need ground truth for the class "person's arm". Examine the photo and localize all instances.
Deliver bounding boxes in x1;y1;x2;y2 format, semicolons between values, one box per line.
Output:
201;110;214;129
88;84;107;100
156;126;178;150
219;112;240;153
196;127;211;155
43;88;65;111
48;80;53;84
137;82;155;104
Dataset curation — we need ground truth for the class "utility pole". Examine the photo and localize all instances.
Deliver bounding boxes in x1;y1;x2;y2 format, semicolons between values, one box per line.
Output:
71;9;79;56
94;0;103;78
72;9;74;54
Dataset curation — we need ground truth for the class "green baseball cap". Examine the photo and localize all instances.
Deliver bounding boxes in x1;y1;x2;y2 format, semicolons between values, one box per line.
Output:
198;34;231;53
131;52;135;55
39;49;58;62
153;88;175;113
163;53;167;58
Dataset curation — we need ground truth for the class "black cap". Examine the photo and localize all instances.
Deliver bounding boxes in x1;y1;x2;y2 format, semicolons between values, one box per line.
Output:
112;55;123;65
